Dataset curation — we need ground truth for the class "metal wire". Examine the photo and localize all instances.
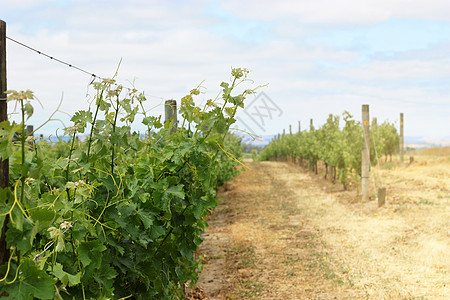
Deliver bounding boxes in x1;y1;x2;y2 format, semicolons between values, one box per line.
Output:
6;36;102;80
6;35;167;101
33;226;73;261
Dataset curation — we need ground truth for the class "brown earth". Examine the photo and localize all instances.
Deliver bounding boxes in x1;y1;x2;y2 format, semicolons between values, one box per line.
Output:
192;154;449;299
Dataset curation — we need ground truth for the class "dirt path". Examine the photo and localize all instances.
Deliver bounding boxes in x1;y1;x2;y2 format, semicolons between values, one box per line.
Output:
196;158;449;299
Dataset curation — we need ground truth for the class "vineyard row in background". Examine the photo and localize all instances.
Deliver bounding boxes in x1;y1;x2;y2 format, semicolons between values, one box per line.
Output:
258;106;405;205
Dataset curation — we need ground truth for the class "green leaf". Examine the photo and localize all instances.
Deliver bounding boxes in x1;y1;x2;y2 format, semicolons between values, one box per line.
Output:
51;263;81;287
0;121;17;160
55;234;65;252
149;225;165;241
117;202;137;218
220;82;230;96
142;116;162;129
165;185;185;199
29;208;56;229
3;259;55;299
137;210;154;229
24;101;34;119
6;225;33;253
77;240;106;267
93;262;117;291
10;202;27;230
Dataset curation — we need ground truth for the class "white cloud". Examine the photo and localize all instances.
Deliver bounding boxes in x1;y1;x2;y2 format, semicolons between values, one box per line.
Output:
220;0;450;24
334;58;450;81
2;0;449;139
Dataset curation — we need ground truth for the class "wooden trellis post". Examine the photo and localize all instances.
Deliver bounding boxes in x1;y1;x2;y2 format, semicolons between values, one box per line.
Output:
361;105;370;201
399;113;404;163
0;19;10;266
165;100;177;135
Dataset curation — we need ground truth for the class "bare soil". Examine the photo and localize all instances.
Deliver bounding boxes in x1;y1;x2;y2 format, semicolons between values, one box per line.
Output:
192;154;449;299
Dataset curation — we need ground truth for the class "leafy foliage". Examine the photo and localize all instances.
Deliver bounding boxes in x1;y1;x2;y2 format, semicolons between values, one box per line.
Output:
0;68;252;299
259;112;399;189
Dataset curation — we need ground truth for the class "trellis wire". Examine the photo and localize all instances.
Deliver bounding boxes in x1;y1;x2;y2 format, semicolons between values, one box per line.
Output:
6;36;165;101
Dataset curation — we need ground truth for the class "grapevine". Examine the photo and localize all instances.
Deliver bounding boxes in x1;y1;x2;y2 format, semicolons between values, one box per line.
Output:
259;112;400;189
0;68;254;299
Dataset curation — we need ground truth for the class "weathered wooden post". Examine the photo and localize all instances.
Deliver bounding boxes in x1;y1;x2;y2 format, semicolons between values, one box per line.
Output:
289;124;292;135
298;121;301;135
378;187;386;207
362;105;370;201
26;125;33;136
283;129;285;136
399;113;404;163
0;19;10;266
310;119;313;131
164;100;177;135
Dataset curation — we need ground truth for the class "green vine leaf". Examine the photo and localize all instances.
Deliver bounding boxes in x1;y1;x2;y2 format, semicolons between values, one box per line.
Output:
51;263;81;287
0;121;18;160
77;240;106;268
1;259;55;300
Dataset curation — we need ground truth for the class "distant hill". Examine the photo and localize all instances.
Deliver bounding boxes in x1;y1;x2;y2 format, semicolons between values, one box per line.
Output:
239;133;450;149
404;136;450;149
238;134;277;146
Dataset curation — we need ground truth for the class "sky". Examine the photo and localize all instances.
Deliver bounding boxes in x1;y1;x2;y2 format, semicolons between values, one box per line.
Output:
2;0;450;144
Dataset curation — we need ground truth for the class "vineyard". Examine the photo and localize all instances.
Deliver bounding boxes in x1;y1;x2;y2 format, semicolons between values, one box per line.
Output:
0;68;255;299
258;112;400;190
1;16;448;299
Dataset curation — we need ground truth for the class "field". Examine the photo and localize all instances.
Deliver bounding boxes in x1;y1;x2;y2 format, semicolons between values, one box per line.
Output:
192;149;450;299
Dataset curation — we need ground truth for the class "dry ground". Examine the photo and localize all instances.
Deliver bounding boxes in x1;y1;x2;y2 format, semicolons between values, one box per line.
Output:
194;153;449;299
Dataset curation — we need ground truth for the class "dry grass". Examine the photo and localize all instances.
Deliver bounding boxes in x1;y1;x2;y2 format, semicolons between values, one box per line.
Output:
289;153;450;299
199;152;449;299
415;146;450;156
210;162;363;299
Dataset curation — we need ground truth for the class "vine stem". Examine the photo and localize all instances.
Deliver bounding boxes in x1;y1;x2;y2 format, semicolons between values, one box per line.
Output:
111;95;120;177
87;90;103;166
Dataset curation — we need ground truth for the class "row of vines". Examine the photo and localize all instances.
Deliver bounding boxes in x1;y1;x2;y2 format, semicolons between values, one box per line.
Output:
258;112;399;189
0;68;253;299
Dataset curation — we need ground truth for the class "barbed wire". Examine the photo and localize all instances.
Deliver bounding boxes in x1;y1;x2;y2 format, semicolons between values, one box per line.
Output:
6;36;102;80
5;36;166;101
33;224;73;261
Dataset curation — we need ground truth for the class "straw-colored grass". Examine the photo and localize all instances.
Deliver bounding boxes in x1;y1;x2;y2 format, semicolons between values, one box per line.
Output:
197;152;449;299
415;146;450;156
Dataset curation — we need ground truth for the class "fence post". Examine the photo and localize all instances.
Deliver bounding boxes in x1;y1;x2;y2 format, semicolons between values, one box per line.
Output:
362;105;370;201
0;19;10;266
310;119;313;131
378;187;386;207
26;125;34;136
298;121;301;135
289;124;292;135
164;100;177;135
399;113;404;163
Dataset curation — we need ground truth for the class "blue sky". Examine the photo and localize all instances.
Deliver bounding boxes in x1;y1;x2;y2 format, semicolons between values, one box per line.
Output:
2;0;450;143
